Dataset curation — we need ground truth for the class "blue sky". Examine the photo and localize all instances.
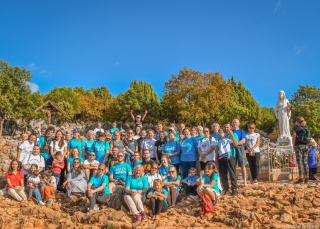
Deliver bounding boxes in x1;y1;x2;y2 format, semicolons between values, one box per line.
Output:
1;0;319;107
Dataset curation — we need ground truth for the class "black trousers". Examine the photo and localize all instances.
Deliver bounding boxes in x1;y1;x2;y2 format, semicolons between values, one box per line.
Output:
246;153;260;181
218;157;237;192
182;183;198;195
309;168;318;180
150;198;168;215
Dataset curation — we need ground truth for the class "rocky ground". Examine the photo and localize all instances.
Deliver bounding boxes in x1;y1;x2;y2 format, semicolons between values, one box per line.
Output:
1;137;320;229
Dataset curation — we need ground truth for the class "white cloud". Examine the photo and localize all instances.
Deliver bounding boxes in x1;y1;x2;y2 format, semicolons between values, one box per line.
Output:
28;63;36;70
26;82;39;93
274;1;282;13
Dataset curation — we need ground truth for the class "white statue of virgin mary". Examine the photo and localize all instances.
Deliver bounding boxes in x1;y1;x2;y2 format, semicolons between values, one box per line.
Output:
274;90;292;140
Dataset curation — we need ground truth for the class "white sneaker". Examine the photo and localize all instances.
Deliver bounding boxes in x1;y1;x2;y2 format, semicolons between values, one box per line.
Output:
39;201;45;206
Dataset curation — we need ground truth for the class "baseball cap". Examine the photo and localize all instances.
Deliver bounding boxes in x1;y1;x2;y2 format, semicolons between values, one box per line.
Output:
136;115;141;118
73;128;80;133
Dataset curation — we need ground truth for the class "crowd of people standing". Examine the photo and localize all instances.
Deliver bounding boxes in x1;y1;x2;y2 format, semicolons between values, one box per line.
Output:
5;112;318;222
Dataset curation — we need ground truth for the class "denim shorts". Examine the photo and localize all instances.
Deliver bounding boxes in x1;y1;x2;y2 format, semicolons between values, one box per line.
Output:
236;145;247;167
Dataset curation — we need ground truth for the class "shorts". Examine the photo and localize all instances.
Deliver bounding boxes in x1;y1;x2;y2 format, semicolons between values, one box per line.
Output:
204;187;220;199
236;145;247;167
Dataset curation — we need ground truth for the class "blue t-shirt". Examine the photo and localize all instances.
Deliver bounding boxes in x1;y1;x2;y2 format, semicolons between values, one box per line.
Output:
92;140;110;164
164;175;182;192
38;136;54;159
195;134;205;142
68;138;86;155
89;174;110;194
224;133;239;158
183;175;199;184
68;156;84;170
202;173;221;194
163;141;181;164
131;160;142;170
159;164;172;177
308;146;318;168
125;175;148;191
85;139;95;157
180;136;198;162
232;129;246;143
109;162;132;181
211;133;220;141
149;188;169;206
110;127;119;135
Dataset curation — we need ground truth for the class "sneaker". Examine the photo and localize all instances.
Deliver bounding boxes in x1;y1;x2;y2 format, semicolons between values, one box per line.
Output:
46;199;53;205
294;179;304;184
304;178;309;183
93;206;99;211
39;201;45;206
253;179;259;184
231;190;238;196
212;199;218;206
83;212;90;220
135;213;142;223
140;211;148;221
222;190;228;195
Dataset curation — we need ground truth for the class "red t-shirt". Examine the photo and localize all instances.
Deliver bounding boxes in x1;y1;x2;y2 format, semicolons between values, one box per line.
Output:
5;171;24;190
53;159;65;174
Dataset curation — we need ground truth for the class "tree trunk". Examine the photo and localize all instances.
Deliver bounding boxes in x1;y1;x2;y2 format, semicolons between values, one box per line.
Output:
0;117;4;137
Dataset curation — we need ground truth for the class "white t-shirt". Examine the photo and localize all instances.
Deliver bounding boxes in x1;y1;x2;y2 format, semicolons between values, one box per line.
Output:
28;175;40;188
19;141;35;162
22;154;45;175
145;172;162;188
94;128;105;136
47;176;57;189
50;140;67;155
197;137;217;161
84;159;100;165
246;133;260;153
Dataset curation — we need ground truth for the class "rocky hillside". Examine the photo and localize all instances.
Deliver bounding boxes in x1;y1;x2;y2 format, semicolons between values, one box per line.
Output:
1;137;320;229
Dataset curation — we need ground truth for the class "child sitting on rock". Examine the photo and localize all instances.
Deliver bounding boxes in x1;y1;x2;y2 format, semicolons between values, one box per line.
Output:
40;169;57;206
197;162;222;210
181;167;199;196
308;138;318;181
27;167;45;205
147;179;168;220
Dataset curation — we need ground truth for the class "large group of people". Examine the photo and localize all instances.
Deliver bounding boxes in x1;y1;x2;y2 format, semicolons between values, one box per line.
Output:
5;112;318;222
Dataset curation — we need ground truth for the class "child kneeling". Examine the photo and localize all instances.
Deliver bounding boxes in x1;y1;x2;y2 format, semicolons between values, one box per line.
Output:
197;162;222;214
147;179;168;220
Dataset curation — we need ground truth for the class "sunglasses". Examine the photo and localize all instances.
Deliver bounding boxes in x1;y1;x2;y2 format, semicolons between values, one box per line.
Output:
168;171;174;173
98;168;104;171
117;155;124;157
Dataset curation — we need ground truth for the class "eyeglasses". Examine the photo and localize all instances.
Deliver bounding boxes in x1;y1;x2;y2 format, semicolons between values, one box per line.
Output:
152;167;158;170
168;171;174;173
117;155;124;157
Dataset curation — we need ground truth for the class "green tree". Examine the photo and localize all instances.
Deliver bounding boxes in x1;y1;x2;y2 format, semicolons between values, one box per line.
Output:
221;77;260;127
44;87;81;122
106;80;161;124
257;107;277;134
0;60;35;136
161;67;231;126
290;85;320;138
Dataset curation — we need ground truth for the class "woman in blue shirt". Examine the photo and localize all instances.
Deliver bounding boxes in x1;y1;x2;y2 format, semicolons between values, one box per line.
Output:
180;128;198;179
124;165;149;223
83;164;111;220
163;166;181;208
163;132;181;172
84;130;95;159
67;129;85;157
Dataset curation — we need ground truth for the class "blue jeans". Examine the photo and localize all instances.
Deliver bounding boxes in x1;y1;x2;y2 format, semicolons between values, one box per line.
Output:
125;152;132;165
29;187;42;202
180;161;196;179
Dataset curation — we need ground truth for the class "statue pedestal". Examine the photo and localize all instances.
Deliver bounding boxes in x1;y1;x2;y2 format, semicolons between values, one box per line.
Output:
277;136;292;147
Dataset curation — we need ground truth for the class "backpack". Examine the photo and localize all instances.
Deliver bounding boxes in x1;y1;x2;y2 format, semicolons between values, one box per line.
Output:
297;128;311;144
41;137;53;154
200;194;215;214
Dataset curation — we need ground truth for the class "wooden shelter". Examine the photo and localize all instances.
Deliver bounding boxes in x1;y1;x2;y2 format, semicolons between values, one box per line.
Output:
34;101;65;127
